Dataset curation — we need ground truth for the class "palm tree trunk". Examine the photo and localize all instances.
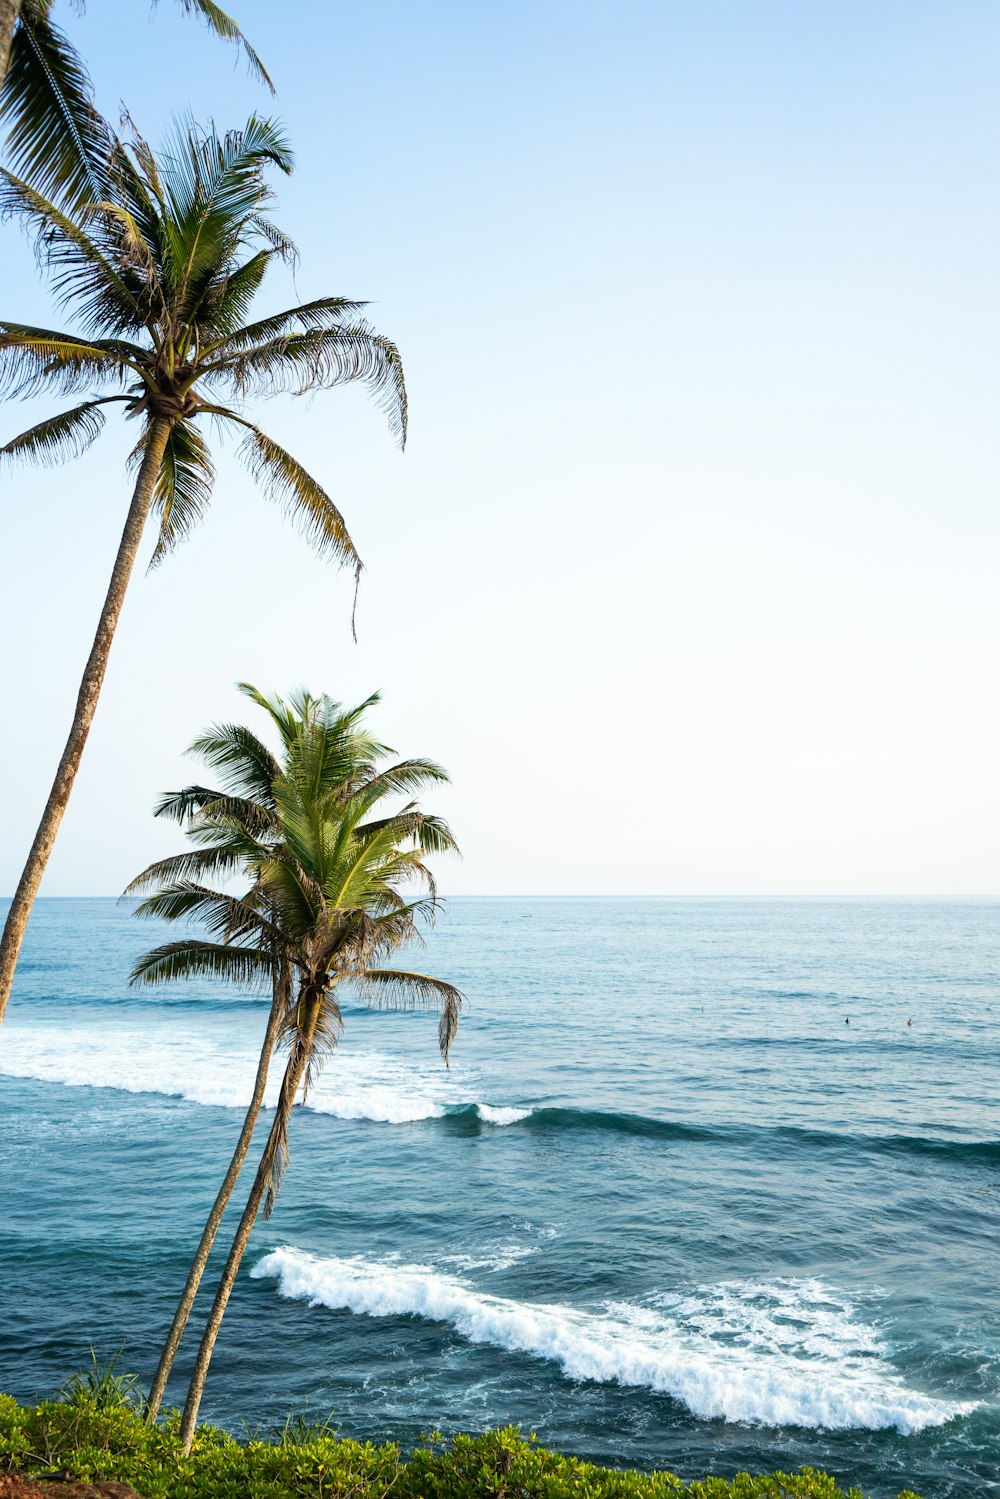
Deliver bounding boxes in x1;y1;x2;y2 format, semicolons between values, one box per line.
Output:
0;0;22;79
179;997;319;1454
145;966;287;1421
0;418;172;1031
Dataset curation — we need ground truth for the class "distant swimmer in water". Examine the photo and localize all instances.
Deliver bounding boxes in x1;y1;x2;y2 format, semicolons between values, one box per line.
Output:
908;1018;913;1026
845;1016;850;1025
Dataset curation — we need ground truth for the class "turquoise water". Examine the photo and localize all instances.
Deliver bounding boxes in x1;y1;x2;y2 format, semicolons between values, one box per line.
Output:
0;897;997;1498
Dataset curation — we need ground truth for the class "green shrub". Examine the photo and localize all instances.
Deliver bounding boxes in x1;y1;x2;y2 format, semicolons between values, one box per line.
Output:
0;1394;922;1499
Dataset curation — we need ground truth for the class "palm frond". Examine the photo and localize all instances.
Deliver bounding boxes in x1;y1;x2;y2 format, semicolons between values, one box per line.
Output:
0;322;140;398
1;0;111;211
356;810;459;857
148;418;216;566
0;170;148;335
131;881;273;944
184;722;280;803
129;939;270;990
209;323;408;446
351;969;464;1063
157;115;293;313
232;420;362;573
202;296;369;358
165;0;274;92
122;844;250;895
198;248;272;341
0;398;115;467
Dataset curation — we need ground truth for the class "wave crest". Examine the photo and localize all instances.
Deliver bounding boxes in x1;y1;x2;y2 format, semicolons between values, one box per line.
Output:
251;1247;974;1434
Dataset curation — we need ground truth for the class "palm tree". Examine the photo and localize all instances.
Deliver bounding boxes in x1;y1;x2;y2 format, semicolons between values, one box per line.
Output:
0;115;407;1031
126;683;402;1422
2;0;270;212
127;685;462;1443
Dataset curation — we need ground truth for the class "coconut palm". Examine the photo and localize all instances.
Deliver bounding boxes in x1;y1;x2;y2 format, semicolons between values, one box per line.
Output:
0;116;407;1031
127;685;461;1444
1;0;270;212
126;683;403;1421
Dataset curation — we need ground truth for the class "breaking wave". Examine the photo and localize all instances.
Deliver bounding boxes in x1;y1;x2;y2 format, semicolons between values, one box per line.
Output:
251;1246;975;1434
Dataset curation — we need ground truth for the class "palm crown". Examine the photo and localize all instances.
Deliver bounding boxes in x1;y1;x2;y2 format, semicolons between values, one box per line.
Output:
0;112;406;581
128;682;462;1105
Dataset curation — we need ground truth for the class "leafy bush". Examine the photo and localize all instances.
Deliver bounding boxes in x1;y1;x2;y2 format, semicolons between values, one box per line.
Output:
0;1394;922;1499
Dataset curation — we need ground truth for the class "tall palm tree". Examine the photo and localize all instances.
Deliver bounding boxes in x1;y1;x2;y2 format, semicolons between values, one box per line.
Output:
126;683;405;1421
127;685;461;1442
2;0;270;211
0;116;407;1031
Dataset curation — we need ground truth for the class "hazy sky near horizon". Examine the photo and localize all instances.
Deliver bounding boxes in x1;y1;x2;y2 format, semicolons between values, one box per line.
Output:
2;0;999;897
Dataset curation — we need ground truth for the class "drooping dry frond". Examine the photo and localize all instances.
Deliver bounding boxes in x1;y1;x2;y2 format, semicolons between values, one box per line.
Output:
162;0;274;92
0;399;110;467
234;421;362;572
351;968;464;1064
148;419;216;566
0;322;139;398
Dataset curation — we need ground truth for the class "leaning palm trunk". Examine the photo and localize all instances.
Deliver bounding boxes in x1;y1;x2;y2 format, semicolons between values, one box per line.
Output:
146;964;287;1421
0;0;21;77
0;418;171;1029
178;997;319;1453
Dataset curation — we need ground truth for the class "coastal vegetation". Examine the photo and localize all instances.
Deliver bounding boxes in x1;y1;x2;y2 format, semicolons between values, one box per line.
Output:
0;1392;924;1499
0;105;407;1029
125;685;462;1449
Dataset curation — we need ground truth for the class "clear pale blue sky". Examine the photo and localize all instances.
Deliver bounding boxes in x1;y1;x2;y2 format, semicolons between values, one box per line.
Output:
2;1;999;895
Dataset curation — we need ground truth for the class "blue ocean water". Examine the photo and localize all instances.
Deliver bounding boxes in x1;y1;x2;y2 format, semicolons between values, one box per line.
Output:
0;897;997;1499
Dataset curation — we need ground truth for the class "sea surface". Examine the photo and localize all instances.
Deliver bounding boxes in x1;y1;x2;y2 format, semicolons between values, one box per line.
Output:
0;897;997;1499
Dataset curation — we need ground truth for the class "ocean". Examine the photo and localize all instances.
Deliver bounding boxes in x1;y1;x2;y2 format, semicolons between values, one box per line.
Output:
0;897;997;1498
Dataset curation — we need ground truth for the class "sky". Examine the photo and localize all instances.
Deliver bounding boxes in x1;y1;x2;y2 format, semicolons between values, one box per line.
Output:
2;0;999;897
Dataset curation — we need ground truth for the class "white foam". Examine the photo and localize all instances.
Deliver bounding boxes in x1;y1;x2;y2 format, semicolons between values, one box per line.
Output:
0;1016;474;1125
251;1247;975;1434
476;1104;532;1126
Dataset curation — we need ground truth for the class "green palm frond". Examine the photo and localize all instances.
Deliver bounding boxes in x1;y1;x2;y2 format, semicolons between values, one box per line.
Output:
184;723;281;804
0;397;116;466
122;844;251;895
161;0;274;92
158;115;292;312
356;810;459;857
148;418;216;566
132;881;274;944
199;248;272;341
0;171;148;334
203;297;369;357
129;939;271;990
1;0;110;211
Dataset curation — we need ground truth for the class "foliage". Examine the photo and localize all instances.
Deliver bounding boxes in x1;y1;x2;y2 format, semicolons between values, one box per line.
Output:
58;1349;143;1412
0;1395;923;1499
0;112;407;603
1;0;271;214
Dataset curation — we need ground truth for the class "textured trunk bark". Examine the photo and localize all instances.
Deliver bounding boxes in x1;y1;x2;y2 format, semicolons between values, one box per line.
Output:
145;965;287;1421
179;998;319;1453
0;0;22;79
0;418;171;1029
